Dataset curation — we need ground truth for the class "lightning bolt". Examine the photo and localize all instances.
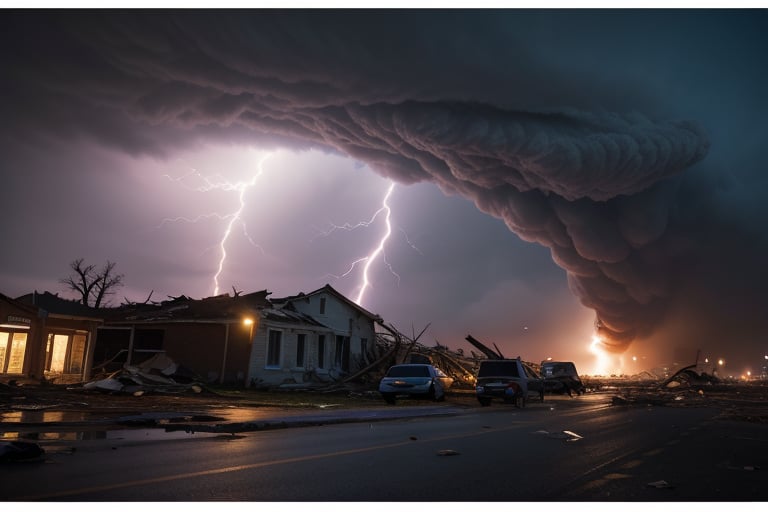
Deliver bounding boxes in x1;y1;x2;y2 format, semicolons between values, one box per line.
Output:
353;181;396;305
158;154;272;296
317;181;401;307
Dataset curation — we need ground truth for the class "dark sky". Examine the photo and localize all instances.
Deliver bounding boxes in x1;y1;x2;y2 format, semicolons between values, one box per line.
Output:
1;10;766;376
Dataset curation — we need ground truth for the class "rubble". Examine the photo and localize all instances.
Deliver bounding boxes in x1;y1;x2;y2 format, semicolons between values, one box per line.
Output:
69;353;205;396
267;322;481;394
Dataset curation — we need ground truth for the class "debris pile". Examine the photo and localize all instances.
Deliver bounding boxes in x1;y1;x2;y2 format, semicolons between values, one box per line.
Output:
70;353;204;396
282;322;481;394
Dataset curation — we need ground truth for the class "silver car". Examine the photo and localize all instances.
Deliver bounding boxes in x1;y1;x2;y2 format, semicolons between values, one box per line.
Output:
378;364;453;404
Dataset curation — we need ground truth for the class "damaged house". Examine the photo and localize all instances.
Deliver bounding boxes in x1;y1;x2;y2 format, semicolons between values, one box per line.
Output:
269;284;382;384
91;284;382;388
1;291;103;384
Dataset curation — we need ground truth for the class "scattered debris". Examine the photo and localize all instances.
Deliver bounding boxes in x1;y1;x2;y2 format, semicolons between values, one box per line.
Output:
0;441;45;462
647;480;674;489
563;430;583;441
534;430;584;441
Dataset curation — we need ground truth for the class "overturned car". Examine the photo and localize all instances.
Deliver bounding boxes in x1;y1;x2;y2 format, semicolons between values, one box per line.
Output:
540;361;585;396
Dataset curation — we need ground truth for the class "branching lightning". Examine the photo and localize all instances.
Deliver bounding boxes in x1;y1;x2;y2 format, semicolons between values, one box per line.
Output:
160;159;413;307
318;181;403;307
158;154;272;296
352;181;396;305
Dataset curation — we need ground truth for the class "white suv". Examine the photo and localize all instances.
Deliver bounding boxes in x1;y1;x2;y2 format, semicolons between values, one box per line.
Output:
475;358;544;407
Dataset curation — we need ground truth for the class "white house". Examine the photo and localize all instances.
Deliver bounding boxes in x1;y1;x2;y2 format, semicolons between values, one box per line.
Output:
250;284;382;386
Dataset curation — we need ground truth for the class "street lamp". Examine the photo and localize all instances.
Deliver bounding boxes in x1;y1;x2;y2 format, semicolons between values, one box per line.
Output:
243;318;255;341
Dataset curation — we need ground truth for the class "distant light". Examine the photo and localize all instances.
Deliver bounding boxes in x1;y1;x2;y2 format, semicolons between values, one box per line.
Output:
718;359;725;366
704;358;709;363
243;318;254;326
632;356;637;362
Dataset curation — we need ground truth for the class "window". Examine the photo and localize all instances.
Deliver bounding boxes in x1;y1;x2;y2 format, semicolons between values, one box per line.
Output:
319;297;326;315
48;334;69;373
296;333;306;368
0;331;28;374
266;330;282;368
335;335;350;372
133;329;164;352
317;334;325;368
477;361;520;378
386;365;431;378
335;336;343;366
69;335;87;374
45;332;89;375
360;337;368;356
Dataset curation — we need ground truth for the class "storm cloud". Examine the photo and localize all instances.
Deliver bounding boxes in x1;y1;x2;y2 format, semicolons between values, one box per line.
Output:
2;10;766;363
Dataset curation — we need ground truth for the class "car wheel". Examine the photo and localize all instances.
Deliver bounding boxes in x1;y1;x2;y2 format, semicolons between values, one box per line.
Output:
427;384;437;401
382;393;396;405
478;398;492;406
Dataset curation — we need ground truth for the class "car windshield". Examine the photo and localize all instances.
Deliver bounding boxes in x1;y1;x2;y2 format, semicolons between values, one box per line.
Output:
387;365;431;378
477;361;520;378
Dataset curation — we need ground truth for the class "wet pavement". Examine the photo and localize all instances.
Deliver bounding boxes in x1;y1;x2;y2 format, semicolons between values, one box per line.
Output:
1;400;474;447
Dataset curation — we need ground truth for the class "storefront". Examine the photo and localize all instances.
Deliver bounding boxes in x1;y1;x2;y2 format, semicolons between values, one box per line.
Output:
2;291;102;383
0;294;39;379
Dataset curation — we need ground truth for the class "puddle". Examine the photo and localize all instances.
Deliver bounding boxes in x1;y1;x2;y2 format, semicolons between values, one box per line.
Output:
1;428;220;442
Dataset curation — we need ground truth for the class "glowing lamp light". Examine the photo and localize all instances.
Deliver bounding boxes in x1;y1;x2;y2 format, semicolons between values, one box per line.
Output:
718;359;725;366
243;318;254;326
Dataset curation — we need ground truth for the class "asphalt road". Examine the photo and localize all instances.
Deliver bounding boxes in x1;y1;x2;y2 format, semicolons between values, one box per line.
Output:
2;393;767;501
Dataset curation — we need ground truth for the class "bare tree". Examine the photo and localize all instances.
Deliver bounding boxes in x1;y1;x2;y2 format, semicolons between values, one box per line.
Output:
61;258;124;308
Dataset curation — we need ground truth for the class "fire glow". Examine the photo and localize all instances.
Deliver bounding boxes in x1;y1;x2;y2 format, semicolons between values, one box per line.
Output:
589;334;619;376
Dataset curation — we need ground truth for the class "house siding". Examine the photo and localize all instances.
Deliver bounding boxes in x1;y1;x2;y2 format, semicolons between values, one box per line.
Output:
247;321;310;386
288;291;376;374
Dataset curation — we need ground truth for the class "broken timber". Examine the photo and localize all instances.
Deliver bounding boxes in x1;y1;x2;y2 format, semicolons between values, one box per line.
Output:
465;334;504;360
